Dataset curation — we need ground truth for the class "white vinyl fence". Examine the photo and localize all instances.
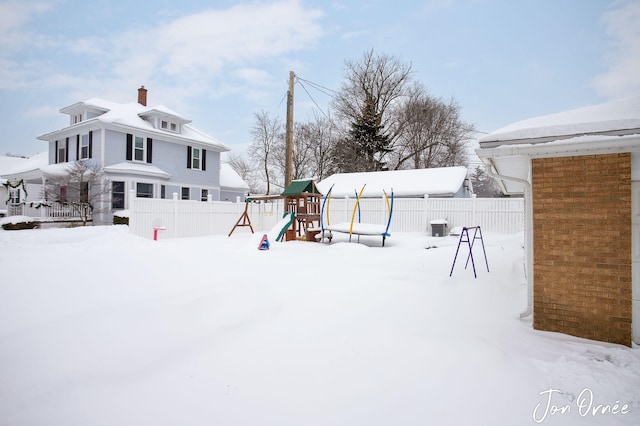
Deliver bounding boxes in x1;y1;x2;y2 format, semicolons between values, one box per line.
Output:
129;191;524;240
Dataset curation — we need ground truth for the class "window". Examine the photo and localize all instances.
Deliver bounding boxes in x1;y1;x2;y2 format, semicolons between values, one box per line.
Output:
80;182;89;203
160;120;178;132
192;148;201;170
126;134;152;163
134;136;145;162
181;187;190;200
161;185;166;199
80;134;90;159
136;183;153;198
59;186;68;203
201;189;209;202
56;140;67;163
9;188;20;204
187;146;206;171
112;181;125;209
73;114;82;124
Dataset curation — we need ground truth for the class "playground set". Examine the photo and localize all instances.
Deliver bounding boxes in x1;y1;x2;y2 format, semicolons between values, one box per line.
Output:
227;179;490;276
228;180;396;247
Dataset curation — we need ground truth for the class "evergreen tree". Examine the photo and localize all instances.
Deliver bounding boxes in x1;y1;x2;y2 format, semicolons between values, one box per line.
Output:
336;95;393;172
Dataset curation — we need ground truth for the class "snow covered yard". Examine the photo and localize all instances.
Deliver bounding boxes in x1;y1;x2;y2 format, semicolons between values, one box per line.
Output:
0;225;638;426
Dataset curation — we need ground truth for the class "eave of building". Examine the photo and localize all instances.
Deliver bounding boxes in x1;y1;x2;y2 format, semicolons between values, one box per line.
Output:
476;134;640;195
479;127;640;149
139;108;191;125
59;101;110;116
36;119;230;152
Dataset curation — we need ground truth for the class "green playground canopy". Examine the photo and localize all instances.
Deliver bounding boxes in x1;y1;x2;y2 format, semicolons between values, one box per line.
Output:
281;179;322;197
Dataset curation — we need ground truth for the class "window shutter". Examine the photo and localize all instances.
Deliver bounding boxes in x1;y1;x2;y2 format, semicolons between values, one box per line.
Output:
187;146;192;169
202;149;207;171
65;138;69;162
126;134;133;161
89;131;93;158
76;135;80;160
55;140;59;164
146;138;153;163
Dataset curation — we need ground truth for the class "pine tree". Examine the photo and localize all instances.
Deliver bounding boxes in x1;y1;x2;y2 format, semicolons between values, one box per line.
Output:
345;95;392;171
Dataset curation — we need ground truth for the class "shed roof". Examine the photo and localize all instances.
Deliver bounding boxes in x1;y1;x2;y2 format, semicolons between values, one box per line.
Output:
317;167;468;198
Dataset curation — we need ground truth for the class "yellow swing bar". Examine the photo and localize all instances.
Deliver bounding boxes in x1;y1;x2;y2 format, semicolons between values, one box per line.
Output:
349;185;366;235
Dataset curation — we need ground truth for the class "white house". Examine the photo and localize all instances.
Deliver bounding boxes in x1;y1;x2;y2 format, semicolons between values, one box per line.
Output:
0;87;249;223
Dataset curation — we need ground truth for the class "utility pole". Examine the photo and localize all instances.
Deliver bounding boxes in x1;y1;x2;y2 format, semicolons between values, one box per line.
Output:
285;70;294;188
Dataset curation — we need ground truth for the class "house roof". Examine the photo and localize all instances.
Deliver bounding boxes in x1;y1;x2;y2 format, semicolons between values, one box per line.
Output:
39;98;229;152
479;95;640;148
102;162;172;179
281;179;321;196
316;167;469;198
1;151;251;192
476;96;640;194
220;163;250;192
0;151;49;181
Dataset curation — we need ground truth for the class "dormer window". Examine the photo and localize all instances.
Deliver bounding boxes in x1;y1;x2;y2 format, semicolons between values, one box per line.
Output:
72;114;83;124
161;120;179;133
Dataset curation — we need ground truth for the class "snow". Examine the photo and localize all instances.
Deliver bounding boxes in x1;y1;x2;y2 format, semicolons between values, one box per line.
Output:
324;222;388;236
317;167;468;198
0;215;33;225
46;98;229;151
0;151;48;177
0;226;638;425
480;96;640;144
221;162;250;191
103;162;172;178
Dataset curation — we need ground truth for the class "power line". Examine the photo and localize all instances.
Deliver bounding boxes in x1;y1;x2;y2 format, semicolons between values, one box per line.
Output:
295;79;332;121
296;76;338;97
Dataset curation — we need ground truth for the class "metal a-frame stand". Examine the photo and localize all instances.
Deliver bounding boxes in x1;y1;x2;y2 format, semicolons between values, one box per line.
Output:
449;226;489;278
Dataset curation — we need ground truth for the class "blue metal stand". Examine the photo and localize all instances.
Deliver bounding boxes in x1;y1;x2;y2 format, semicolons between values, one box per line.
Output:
449;226;489;278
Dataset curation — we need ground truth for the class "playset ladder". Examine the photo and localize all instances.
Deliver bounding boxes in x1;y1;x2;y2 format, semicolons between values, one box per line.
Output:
449;226;489;278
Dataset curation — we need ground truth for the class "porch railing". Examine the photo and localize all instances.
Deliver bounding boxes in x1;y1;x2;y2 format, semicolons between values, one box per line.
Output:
16;202;93;221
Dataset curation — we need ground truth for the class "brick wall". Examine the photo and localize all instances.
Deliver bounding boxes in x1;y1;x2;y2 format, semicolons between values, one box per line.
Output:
532;153;632;346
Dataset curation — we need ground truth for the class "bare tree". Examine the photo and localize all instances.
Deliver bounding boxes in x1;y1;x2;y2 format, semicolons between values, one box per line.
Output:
248;110;284;194
389;84;474;169
43;160;111;225
226;153;263;194
306;113;339;181
331;48;413;171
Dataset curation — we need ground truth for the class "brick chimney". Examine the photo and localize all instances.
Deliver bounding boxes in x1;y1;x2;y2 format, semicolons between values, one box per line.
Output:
137;86;148;106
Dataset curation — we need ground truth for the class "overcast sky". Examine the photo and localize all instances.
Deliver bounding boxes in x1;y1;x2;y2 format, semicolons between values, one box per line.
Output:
1;0;638;158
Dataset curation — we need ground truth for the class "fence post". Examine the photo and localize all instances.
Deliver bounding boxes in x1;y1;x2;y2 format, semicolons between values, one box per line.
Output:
128;189;136;229
424;194;429;232
172;192;178;238
208;193;213;236
472;193;477;226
